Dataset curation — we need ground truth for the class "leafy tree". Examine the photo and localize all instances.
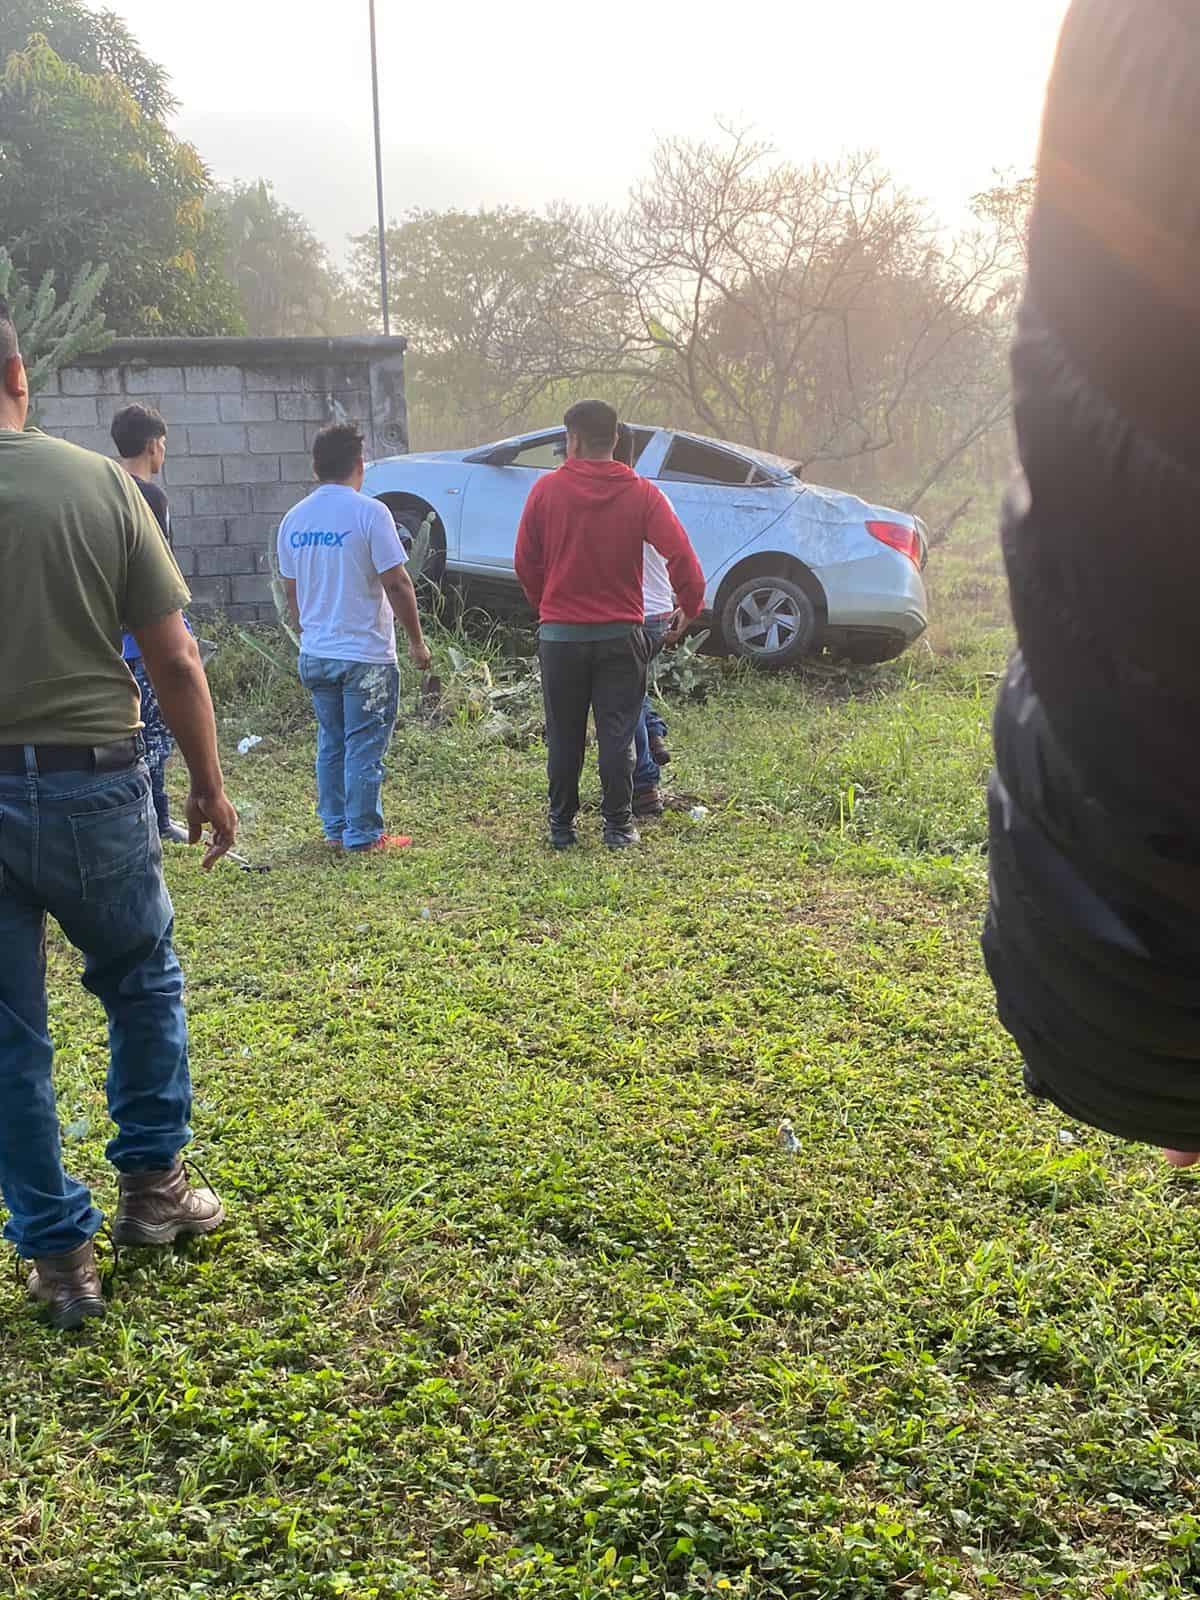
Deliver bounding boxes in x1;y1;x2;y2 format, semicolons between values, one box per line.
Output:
1;0;173;116
0;31;241;334
346;207;600;438
0;248;111;398
209;180;346;337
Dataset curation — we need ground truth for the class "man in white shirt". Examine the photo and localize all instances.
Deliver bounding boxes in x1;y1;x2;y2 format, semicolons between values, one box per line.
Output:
278;423;431;853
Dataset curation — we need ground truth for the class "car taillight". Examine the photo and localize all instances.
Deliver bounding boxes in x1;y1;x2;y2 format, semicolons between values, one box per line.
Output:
866;520;922;567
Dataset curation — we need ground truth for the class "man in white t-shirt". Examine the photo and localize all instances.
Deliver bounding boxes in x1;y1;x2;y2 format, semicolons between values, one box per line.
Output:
277;423;431;853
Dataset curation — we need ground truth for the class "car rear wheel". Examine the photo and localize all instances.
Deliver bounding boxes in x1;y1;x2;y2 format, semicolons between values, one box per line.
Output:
720;575;818;668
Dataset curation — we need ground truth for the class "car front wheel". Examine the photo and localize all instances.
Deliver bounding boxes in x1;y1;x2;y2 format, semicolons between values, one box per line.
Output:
720;575;819;668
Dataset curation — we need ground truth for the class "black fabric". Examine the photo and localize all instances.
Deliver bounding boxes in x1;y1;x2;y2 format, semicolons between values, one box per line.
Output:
985;0;1200;1148
132;478;172;544
539;630;649;830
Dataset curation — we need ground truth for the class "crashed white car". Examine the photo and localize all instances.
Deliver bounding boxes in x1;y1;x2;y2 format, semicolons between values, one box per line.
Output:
364;423;928;666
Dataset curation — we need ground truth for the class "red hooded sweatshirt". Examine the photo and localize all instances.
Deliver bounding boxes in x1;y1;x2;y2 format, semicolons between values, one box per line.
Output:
514;459;706;626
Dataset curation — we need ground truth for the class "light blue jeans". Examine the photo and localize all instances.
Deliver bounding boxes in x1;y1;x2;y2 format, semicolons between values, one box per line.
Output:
299;654;400;850
0;756;191;1258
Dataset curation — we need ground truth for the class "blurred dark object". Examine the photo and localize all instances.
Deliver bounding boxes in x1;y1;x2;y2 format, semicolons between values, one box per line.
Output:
983;0;1200;1150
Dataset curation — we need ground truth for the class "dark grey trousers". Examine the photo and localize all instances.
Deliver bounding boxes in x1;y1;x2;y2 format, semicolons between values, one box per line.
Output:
539;630;649;830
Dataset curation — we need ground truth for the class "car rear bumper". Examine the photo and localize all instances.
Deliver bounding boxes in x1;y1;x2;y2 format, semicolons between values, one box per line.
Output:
816;551;928;642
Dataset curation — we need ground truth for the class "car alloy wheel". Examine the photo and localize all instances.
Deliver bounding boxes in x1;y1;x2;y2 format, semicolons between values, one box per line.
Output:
722;575;818;666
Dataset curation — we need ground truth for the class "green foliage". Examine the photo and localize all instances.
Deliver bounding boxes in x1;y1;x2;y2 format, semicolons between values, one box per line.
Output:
0;247;110;398
650;629;714;703
0;30;241;335
347;207;606;440
10;572;1200;1597
0;0;174;116
210;179;348;337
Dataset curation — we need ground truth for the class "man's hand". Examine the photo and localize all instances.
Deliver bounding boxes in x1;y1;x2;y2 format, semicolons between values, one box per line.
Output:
187;788;238;871
380;566;432;673
662;606;689;647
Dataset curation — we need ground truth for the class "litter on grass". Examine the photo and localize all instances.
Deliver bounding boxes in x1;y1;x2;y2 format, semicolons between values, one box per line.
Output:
777;1119;801;1155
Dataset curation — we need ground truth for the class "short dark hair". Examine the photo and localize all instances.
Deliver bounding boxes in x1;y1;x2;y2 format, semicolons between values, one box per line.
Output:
111;403;167;458
564;399;619;454
312;421;365;482
0;299;18;362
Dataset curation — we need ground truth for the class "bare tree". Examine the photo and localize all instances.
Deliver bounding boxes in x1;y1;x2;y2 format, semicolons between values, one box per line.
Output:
514;130;1023;510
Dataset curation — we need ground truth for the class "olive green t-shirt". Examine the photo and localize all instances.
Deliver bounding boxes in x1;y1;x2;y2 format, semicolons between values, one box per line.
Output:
0;428;191;745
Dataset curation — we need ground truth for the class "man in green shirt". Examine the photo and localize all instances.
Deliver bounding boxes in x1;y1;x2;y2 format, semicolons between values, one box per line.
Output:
0;300;238;1329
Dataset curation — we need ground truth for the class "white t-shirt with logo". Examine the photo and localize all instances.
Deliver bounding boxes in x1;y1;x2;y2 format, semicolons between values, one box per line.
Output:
277;484;408;664
642;543;675;617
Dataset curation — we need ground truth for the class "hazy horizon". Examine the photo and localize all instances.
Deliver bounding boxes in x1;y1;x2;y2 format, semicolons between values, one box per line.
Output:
103;0;1068;259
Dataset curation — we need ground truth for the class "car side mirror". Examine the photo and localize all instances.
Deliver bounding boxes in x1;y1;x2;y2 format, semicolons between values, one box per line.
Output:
483;445;520;466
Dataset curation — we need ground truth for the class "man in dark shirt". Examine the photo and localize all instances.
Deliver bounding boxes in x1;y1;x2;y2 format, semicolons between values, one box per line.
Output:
515;400;705;850
112;405;186;842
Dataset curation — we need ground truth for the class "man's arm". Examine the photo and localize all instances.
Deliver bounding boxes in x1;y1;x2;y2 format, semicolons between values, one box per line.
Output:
131;611;237;869
380;565;432;670
281;576;300;631
644;487;705;620
514;491;545;613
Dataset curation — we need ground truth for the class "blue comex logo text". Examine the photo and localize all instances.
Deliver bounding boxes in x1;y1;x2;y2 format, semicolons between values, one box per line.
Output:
289;530;350;548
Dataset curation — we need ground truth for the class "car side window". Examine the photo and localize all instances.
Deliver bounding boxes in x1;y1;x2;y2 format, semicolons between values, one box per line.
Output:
660;437;756;486
508;434;566;470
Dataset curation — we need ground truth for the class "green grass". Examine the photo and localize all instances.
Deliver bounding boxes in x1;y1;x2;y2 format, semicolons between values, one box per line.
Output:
6;524;1200;1598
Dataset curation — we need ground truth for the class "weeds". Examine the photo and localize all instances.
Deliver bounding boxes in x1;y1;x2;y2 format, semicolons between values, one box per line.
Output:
6;535;1200;1599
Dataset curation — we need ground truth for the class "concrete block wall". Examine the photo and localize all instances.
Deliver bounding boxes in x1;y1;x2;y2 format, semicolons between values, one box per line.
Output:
46;336;408;622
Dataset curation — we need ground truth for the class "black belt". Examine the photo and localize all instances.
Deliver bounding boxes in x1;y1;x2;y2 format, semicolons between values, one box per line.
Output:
0;737;144;775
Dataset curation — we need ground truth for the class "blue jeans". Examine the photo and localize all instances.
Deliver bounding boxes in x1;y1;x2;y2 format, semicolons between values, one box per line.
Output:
0;756;191;1258
633;614;671;791
130;657;176;834
299;654;400;850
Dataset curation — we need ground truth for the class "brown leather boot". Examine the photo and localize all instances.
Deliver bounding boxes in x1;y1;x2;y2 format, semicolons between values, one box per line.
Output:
27;1241;106;1330
633;785;664;819
113;1159;225;1246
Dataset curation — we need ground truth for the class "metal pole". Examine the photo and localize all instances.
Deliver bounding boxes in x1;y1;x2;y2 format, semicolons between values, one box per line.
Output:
368;0;391;335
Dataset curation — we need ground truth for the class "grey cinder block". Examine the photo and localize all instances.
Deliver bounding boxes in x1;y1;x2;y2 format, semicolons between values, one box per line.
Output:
164;457;223;487
222;454;281;485
175;516;229;546
186;424;249;455
185;366;245;393
219;393;278;423
191;484;253;516
247;422;307;454
125;366;186;395
36;396;99;428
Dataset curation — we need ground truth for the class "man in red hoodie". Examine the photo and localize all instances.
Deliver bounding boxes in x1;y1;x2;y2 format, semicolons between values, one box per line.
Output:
515;400;705;850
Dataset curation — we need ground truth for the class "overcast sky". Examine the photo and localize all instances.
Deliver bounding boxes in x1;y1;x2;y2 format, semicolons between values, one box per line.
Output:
108;0;1069;260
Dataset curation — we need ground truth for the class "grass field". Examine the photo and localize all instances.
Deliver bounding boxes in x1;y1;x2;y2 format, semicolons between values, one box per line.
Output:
6;518;1200;1599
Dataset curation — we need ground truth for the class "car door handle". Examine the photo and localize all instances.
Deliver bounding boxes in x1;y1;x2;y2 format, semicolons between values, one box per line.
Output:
733;502;762;511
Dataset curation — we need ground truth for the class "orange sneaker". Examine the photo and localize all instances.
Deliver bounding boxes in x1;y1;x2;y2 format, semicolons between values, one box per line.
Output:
349;833;413;853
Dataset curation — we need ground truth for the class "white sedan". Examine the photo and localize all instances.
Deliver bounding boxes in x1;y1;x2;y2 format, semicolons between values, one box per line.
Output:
363;423;928;667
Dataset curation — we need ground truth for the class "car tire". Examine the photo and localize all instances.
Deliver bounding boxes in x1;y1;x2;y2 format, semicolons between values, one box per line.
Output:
720;575;819;668
389;506;446;589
